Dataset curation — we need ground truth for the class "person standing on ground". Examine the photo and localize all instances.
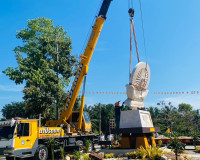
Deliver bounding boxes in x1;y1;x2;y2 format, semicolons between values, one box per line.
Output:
99;132;105;149
114;101;125;128
100;132;105;141
107;132;114;141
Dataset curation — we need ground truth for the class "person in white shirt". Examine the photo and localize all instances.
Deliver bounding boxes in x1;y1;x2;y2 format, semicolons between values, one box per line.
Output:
107;132;113;141
100;133;105;141
107;132;113;148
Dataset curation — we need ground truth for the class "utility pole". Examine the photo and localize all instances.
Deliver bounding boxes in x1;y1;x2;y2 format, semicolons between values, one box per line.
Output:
56;34;60;120
99;103;101;135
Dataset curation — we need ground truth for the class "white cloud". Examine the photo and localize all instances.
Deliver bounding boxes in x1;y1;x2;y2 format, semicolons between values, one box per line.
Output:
159;95;200;109
0;96;12;100
84;96;97;106
0;84;23;92
144;101;158;108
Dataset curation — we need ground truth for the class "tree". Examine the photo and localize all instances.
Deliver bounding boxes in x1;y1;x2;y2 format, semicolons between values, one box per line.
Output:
156;101;177;133
149;101;200;136
168;135;186;160
1;102;26;119
178;103;192;113
3;18;77;119
85;103;115;133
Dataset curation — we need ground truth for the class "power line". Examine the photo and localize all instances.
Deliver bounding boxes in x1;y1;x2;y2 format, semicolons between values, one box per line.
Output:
138;0;148;63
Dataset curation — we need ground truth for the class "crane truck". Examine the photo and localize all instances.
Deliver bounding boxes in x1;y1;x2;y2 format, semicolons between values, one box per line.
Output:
0;0;113;159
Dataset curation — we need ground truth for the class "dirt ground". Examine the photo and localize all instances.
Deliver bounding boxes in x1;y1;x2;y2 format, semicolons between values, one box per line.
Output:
180;150;200;160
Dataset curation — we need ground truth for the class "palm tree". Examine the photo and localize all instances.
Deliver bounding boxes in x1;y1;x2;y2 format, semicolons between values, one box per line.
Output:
159;102;177;134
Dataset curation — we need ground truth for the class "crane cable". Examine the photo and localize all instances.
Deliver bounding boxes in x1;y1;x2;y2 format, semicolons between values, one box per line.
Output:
138;0;149;90
128;0;133;9
129;15;133;84
129;7;140;84
131;19;140;63
128;0;150;91
138;0;148;63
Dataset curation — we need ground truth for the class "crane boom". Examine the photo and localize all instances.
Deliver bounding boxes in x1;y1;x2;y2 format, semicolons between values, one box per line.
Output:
60;0;113;122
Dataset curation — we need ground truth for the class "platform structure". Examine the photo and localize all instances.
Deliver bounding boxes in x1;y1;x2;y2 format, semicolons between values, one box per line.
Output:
111;110;160;149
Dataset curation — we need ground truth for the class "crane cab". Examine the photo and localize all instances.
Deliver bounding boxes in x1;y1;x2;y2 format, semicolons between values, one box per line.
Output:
69;111;92;132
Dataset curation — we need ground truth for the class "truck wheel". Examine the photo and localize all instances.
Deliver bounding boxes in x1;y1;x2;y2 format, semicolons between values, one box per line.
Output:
76;140;84;153
33;145;48;160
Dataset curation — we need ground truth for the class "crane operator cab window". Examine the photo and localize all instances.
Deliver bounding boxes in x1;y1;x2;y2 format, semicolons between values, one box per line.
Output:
83;112;91;124
17;123;29;137
71;112;91;124
72;113;79;122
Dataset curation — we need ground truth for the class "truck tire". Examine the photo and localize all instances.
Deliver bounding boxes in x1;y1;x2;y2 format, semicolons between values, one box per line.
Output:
33;145;48;160
76;140;84;153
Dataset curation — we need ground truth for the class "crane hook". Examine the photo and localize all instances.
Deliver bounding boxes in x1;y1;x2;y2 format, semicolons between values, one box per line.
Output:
128;8;134;18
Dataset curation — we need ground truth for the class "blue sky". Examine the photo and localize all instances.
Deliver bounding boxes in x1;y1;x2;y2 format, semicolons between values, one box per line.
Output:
0;0;200;118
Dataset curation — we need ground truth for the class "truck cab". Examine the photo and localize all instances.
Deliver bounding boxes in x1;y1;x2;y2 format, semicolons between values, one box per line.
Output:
0;119;64;159
0;119;39;158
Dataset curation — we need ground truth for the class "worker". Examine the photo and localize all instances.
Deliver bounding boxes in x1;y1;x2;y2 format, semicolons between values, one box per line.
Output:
100;132;105;149
115;101;124;128
100;132;105;141
107;132;114;148
107;132;114;141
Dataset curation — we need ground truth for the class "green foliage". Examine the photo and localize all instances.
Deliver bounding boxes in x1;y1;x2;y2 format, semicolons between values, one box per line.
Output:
191;133;199;147
1;102;26;119
195;146;200;153
126;146;165;160
84;103;115;133
93;130;99;134
148;101;200;136
117;154;123;158
126;152;137;159
60;146;65;160
82;153;90;160
158;140;163;147
105;153;115;159
3;17;77;119
168;136;186;160
73;96;81;111
85;139;91;153
178;103;192;112
135;146;165;160
46;137;59;160
74;150;81;160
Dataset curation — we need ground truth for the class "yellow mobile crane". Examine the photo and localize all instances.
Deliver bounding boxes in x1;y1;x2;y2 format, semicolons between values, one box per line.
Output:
46;0;113;133
0;0;113;159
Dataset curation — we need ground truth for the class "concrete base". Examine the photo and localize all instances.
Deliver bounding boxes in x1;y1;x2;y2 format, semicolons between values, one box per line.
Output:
120;134;156;149
120;110;153;129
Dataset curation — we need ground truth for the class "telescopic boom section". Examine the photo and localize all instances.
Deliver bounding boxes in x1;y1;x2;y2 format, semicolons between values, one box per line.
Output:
60;0;113;121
